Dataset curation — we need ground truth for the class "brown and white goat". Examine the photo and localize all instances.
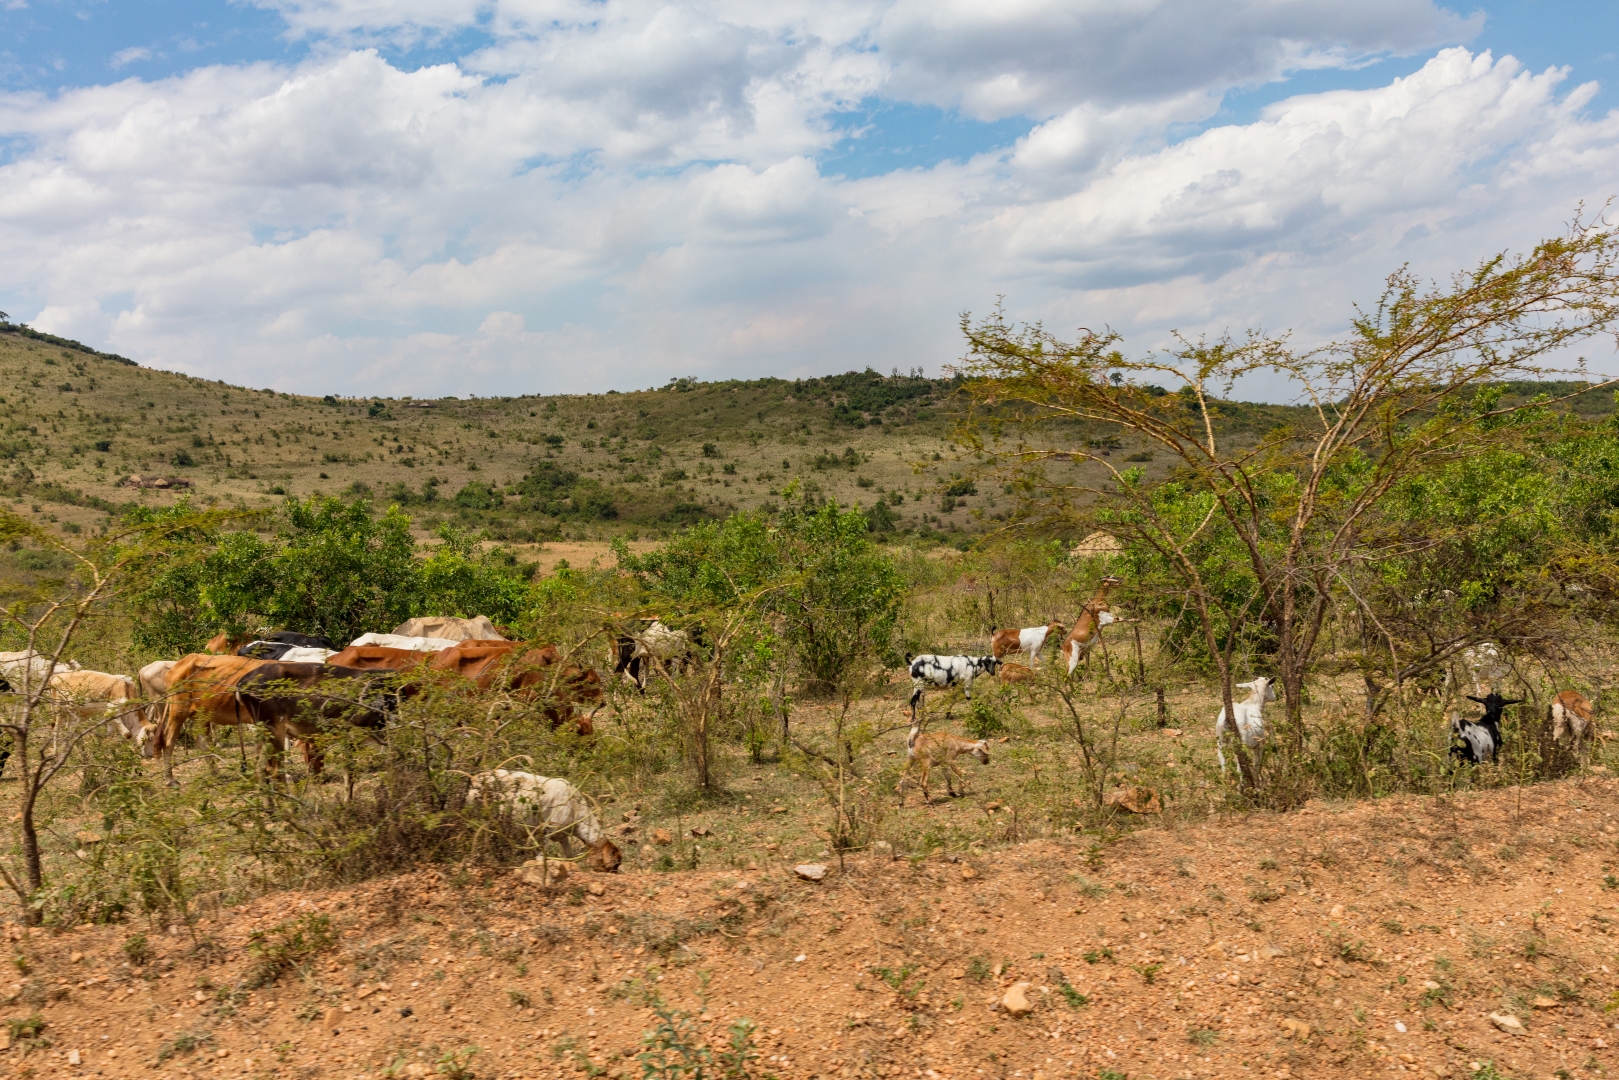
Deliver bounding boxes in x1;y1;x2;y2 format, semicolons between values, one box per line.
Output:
1059;576;1122;674
990;621;1064;667
1551;690;1598;751
897;722;990;805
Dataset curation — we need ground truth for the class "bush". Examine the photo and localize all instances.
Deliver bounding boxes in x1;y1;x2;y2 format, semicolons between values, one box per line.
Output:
245;913;339;987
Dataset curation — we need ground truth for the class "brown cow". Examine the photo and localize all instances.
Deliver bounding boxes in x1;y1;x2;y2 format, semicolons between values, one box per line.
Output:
204;632;250;655
430;642;600;735
151;654;270;755
507;646;603;736
1060;577;1122;674
325;645;435;672
233;662;394;777
427;640;520;686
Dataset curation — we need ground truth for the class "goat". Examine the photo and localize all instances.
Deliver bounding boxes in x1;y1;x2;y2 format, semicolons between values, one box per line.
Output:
1059;576;1122;674
906;654;999;720
896;722;990;805
613;620;699;690
990;621;1064;667
997;661;1034;684
1450;691;1522;765
466;770;622;871
1551;690;1597;750
1215;677;1276;776
1461;643;1509;696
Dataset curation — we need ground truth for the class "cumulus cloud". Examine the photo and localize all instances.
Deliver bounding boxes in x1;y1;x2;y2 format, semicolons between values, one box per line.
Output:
1;2;1616;398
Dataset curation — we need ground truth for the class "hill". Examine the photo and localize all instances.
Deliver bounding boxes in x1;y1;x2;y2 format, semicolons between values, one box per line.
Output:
0;324;1611;548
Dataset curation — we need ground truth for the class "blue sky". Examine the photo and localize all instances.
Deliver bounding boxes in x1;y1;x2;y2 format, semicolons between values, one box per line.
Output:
0;1;1616;396
8;2;1616;178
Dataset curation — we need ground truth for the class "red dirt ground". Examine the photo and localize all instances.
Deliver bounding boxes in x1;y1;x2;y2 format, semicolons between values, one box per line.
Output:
9;778;1619;1080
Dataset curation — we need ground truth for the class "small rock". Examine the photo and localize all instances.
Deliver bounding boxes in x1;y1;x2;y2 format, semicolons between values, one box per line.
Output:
515;860;569;888
652;829;673;845
871;841;895;860
399;1006;414;1018
691;826;711;837
1422;980;1442;991
769;805;788;814
1103;784;1162;814
69;951;82;963
1001;982;1034;1017
0;1031;9;1050
984;800;1002;811
639;845;657;860
1278;1018;1310;1040
74;831;102;845
356;985;375;999
794;863;827;882
404;1064;431;1078
1531;996;1558;1009
1162;728;1183;737
1487;1012;1525;1035
587;881;606;897
1394;1021;1406;1033
68;1049;82;1065
960;865;979;881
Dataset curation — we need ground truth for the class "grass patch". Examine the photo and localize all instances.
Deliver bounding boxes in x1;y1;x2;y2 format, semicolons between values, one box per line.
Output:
244;912;339;987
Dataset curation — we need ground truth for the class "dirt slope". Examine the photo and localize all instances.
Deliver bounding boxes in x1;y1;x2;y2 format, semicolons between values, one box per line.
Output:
12;778;1619;1080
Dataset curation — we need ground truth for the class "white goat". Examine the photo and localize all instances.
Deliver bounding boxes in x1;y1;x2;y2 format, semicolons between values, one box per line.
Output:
466;769;621;871
1215;677;1276;776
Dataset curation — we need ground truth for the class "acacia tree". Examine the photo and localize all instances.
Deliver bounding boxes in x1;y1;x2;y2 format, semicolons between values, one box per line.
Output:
958;219;1619;782
0;506;229;921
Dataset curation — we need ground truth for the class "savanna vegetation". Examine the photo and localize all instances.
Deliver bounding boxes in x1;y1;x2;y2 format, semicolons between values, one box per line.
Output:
0;218;1617;954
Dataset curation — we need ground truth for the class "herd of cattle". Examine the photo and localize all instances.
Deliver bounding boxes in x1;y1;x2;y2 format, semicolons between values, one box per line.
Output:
0;614;661;782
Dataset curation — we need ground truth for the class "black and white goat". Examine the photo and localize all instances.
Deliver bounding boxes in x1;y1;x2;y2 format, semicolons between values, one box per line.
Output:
1450;691;1522;765
906;653;999;720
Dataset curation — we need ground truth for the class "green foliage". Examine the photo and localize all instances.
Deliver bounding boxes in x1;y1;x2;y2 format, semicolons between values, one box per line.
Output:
515;462;618;521
635;990;766;1079
155;1030;213;1063
621;500;904;687
245;912;339;987
122;933;152;966
965;697;1007;738
126;497;532;651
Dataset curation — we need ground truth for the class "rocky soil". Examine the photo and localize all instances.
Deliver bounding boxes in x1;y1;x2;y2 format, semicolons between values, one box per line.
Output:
9;778;1619;1080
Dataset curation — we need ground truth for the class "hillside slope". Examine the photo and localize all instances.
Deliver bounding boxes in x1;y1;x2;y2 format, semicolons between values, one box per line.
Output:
14;778;1619;1079
1;326;1611;546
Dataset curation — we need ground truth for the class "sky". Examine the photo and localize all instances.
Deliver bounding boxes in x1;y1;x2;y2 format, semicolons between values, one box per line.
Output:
1;1;1617;399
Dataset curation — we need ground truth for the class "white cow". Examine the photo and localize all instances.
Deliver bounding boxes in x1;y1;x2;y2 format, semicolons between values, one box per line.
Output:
347;633;460;652
0;649;80;692
48;669;141;740
466;770;621;871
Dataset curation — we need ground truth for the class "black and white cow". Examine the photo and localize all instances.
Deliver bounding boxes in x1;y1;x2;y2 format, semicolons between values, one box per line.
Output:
907;654;1000;720
1450;691;1522;764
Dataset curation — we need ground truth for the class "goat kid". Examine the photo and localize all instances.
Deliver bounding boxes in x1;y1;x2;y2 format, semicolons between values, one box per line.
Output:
990;621;1064;667
897;722;990;805
466;769;622;871
1450;692;1522;765
1551;690;1597;750
1215;677;1276;776
906;654;999;720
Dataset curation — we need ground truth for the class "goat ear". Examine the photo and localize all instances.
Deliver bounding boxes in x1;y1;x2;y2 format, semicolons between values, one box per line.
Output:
1466;695;1485;704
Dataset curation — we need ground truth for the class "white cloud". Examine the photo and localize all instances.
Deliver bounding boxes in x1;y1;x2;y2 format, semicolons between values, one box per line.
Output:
2;3;1617;398
110;46;153;69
